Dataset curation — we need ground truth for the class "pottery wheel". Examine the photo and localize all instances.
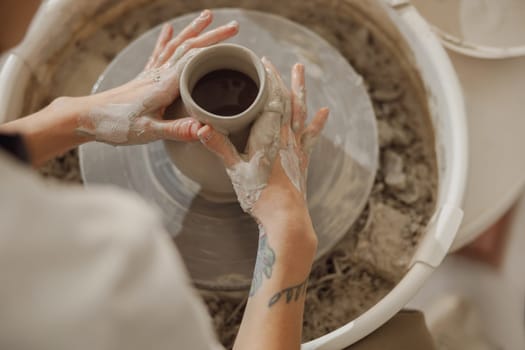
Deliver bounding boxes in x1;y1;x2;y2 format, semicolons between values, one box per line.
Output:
79;9;378;290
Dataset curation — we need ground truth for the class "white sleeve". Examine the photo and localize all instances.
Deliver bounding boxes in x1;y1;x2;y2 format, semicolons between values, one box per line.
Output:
0;155;224;350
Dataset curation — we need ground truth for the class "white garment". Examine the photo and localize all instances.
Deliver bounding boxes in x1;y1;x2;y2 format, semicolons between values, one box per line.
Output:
0;152;223;350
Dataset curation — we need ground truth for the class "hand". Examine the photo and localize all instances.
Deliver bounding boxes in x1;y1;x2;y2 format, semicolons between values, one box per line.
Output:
76;10;239;145
198;60;328;220
225;63;329;350
196;57;288;212
250;62;328;263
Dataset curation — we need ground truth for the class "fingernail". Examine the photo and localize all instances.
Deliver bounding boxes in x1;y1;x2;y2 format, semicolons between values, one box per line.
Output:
190;121;200;136
227;20;239;29
200;9;211;18
197;125;212;142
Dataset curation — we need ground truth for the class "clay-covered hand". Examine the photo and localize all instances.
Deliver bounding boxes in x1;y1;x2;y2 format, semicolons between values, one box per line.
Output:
76;10;239;145
197;59;329;215
268;61;329;197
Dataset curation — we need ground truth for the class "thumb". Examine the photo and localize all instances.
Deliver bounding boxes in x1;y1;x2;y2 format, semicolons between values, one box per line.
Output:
152;117;201;141
197;125;241;168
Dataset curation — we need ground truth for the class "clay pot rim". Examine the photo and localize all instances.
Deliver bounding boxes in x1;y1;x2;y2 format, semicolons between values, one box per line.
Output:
179;43;268;132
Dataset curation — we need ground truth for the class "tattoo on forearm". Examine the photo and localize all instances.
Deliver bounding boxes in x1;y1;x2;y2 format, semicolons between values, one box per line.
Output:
268;278;309;308
249;229;276;296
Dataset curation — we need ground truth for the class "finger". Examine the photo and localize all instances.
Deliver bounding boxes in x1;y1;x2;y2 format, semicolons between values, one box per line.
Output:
246;110;281;158
262;57;292;125
261;58;281;112
146;24;174;69
168;20;239;66
164;47;204;88
158;9;213;66
302;107;329;152
150;117;202;141
280;122;291;149
197;125;241;168
261;57;287;93
291;63;307;134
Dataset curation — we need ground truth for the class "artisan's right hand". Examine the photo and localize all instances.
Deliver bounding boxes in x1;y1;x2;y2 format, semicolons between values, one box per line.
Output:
250;61;329;237
198;60;329;258
210;62;330;350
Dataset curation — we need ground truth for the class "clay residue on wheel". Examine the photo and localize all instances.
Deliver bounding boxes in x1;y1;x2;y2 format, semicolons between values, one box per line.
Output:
28;0;437;347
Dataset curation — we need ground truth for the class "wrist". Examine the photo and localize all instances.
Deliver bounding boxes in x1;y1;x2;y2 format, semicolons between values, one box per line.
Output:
256;203;318;271
251;220;316;300
50;96;98;144
14;96;94;166
48;96;91;135
253;183;308;224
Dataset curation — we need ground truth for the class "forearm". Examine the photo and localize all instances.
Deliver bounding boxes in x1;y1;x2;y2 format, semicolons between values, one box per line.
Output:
0;97;93;166
234;211;317;350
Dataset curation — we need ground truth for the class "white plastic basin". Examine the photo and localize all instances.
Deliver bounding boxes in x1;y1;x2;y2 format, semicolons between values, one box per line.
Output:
0;0;468;348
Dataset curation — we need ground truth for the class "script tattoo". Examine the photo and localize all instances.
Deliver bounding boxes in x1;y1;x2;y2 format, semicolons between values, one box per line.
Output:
249;233;276;296
268;278;308;307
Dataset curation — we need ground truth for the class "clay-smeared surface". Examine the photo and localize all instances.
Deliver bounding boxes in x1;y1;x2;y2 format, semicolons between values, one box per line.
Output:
34;0;437;346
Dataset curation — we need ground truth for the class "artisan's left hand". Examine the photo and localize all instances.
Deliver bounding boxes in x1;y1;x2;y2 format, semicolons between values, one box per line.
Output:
77;10;239;145
0;10;238;165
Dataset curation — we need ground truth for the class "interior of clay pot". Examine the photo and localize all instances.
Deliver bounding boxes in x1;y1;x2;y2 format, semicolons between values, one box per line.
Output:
3;0;467;348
